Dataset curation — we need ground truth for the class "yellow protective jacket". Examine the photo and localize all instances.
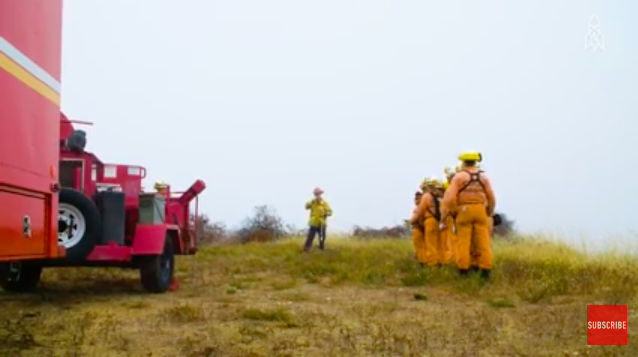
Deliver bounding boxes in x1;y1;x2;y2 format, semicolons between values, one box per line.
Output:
305;199;333;227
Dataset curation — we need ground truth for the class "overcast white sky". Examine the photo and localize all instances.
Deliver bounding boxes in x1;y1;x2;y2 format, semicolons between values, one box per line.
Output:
60;1;637;243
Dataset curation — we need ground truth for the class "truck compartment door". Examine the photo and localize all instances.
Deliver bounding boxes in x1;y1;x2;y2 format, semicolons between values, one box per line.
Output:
0;190;49;260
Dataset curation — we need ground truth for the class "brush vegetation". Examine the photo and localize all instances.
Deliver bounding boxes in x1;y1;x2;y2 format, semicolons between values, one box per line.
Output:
2;236;637;356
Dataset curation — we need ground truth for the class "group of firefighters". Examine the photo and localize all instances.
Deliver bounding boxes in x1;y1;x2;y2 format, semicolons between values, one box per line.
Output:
301;150;497;280
408;150;497;279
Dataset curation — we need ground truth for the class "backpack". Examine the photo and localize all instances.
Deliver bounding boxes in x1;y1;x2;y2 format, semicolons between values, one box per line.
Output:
426;193;441;221
432;194;441;222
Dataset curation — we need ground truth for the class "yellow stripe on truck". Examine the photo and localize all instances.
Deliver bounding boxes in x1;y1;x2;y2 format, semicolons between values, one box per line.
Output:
0;51;60;106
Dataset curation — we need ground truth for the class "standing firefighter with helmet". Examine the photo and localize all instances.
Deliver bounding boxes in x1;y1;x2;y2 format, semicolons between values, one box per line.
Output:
410;177;444;267
442;151;496;279
431;178;449;265
409;190;426;265
303;187;333;252
442;164;479;270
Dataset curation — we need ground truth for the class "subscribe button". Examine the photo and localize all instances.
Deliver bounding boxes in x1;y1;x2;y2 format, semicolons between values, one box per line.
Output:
587;305;627;345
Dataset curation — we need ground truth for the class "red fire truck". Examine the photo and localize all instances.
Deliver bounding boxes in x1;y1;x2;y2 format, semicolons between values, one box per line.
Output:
1;0;206;293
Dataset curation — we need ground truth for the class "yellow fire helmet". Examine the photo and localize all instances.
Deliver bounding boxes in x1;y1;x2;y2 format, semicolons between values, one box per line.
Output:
442;181;450;190
458;150;482;162
427;176;440;188
419;178;429;190
154;181;168;190
420;177;435;190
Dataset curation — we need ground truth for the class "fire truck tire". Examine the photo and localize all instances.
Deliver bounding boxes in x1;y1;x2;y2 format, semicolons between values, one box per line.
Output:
58;188;102;262
0;264;43;293
139;237;174;293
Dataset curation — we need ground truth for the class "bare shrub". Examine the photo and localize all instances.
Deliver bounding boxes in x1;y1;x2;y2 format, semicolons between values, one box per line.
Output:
231;205;290;244
194;213;227;245
192;207;516;245
351;224;409;239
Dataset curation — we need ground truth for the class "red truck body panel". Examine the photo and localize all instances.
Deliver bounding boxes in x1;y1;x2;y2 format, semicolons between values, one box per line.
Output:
0;0;64;261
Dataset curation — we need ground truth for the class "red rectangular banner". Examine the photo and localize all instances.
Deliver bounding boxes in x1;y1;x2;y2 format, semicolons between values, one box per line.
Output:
587;305;627;345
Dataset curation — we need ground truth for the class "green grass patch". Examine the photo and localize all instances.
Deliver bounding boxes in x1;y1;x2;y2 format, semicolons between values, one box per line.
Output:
198;236;638;304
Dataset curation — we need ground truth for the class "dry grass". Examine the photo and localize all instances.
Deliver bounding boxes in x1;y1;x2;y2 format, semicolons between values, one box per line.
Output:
2;236;638;356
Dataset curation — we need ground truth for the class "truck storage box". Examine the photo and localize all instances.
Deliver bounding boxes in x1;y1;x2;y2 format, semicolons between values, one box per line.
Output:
138;194;165;224
94;191;126;245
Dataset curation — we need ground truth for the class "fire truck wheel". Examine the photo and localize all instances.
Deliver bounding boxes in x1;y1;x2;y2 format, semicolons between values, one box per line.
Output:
139;237;174;293
58;188;102;262
0;264;43;293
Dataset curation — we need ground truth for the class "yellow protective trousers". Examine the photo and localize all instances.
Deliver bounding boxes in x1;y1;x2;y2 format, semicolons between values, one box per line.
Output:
449;218;476;268
411;228;426;264
464;218;493;269
424;217;444;266
469;235;478;269
455;204;492;270
471;216;493;268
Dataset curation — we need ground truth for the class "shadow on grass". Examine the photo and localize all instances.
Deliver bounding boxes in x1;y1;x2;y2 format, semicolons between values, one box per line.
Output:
1;267;148;308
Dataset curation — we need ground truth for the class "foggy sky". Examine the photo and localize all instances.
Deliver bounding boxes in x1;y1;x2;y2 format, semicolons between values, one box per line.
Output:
59;0;637;245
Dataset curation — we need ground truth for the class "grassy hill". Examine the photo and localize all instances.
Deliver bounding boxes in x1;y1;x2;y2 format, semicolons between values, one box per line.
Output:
1;236;637;356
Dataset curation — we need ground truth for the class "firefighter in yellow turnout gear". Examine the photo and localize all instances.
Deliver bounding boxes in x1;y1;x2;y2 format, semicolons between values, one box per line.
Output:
410;178;445;267
303;187;333;252
432;178;451;265
443;165;480;270
442;151;496;279
409;190;426;265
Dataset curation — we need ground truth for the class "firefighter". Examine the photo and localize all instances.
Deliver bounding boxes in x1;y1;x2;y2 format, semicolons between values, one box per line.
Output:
409;190;426;266
302;187;333;252
471;162;485;271
410;177;443;267
443;166;481;271
445;166;480;270
431;178;450;265
443;151;496;279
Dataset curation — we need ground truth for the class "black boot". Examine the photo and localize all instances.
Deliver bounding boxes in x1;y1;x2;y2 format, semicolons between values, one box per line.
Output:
479;269;491;280
458;269;469;277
